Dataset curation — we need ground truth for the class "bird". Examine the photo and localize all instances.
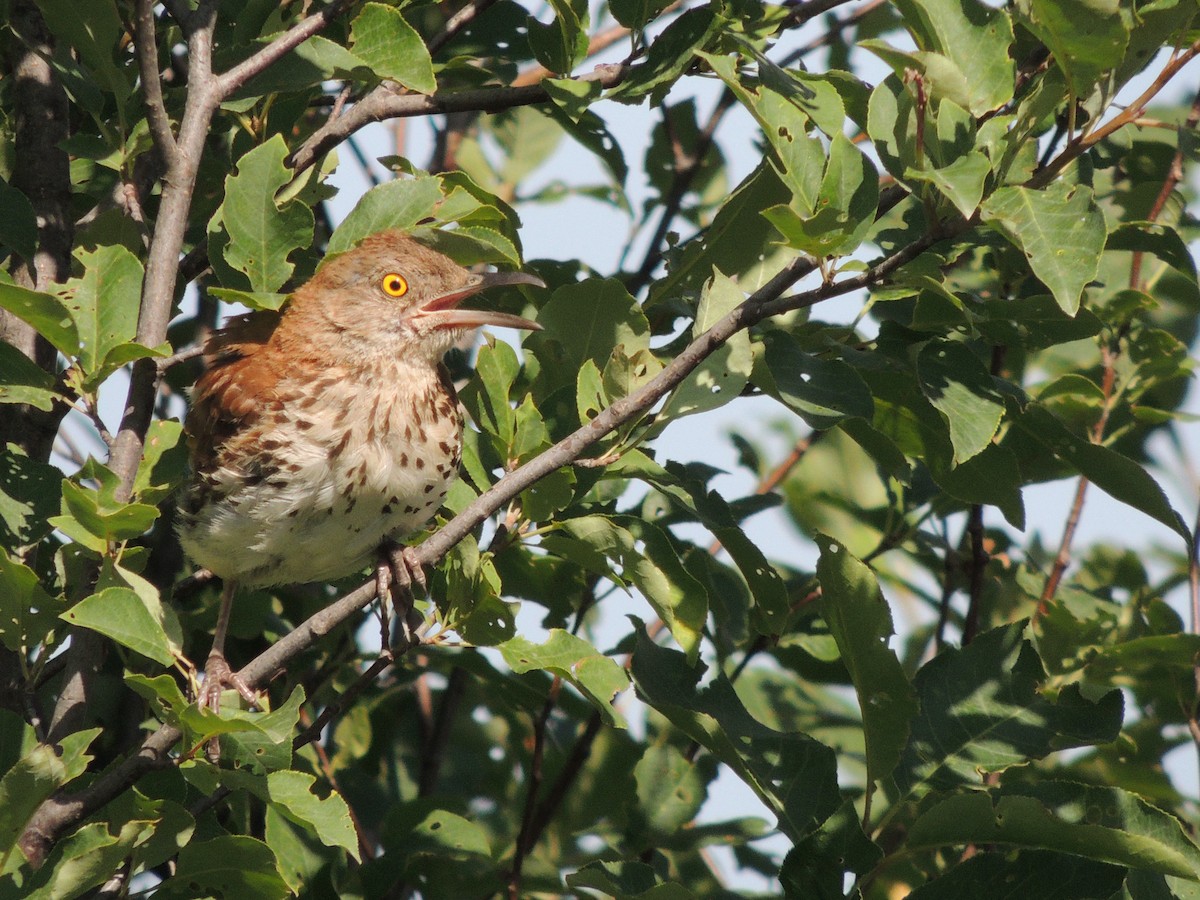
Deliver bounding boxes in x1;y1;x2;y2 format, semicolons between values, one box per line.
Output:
178;229;544;710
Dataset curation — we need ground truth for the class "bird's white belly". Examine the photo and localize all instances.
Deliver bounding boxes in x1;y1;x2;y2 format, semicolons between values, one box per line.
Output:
180;369;460;588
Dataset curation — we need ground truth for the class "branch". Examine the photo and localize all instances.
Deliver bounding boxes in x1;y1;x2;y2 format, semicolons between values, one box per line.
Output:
213;0;356;99
1038;80;1200;608
19;216;952;863
1034;39;1200;188
133;0;178;167
508;678;560;899
288;64;630;174
108;0;353;497
427;0;500;56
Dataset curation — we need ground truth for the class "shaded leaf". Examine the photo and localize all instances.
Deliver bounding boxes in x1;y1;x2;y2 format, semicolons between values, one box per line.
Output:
894;623;1123;799
816;536;917;787
499;629;630;727
981;182;1106;315
631;627;840;842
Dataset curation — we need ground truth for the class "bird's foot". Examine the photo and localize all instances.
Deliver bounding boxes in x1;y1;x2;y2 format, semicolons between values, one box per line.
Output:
376;543;426;649
199;650;259;713
198;650;258;763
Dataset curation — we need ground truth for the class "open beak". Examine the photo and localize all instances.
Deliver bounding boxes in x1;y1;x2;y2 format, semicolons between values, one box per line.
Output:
418;271;545;331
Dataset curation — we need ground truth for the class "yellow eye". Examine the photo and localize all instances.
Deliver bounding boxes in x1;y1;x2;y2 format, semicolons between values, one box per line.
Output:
381;273;408;297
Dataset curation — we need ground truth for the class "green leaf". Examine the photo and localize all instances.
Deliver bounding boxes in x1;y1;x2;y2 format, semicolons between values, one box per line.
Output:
889;0;1015;114
0;342;60;411
61;587;176;666
816;536;917;787
909;783;1200;880
529;279;649;373
1013;405;1190;539
780;800;883;898
385;804;493;859
981;182;1106;315
0;446;60;548
1106;221;1198;281
350;3;436;94
51;477;159;550
0;279;78;358
867;75;921;187
567;860;693;897
700;51;824;213
894;623;1123;800
630;744;708;845
906;849;1126;899
215;134;314;293
609;0;675;29
660;271;751;419
208;287;289;312
326;175;444;256
62;244;148;389
526;0;589;74
542;77;603;123
465;337;520;451
611;8;719;103
1084;634;1200;678
0;552;60;652
930;443;1026;529
648;162;793;310
761;132;879;256
759;331;875;429
1014;0;1128;98
15;820;147;900
0;744;67;872
34;0;130;102
917;339;1005;464
910;150;991;217
261;771;361;861
630;627;841;842
0;178;37;260
617;455;790;632
157;835;288;899
557;516;706;660
499;630;630;727
132;419;188;504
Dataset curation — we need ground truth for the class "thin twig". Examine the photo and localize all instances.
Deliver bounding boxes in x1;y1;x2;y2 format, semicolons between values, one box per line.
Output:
508;677;561;900
417;667;467;796
427;0;500;56
133;0;179;167
1033;39;1200;188
212;0;356;98
1038;81;1200;609
961;504;987;645
289;64;630;174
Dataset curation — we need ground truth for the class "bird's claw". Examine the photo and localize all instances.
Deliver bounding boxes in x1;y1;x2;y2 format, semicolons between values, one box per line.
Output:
376;543;426;648
200;650;259;712
198;650;259;763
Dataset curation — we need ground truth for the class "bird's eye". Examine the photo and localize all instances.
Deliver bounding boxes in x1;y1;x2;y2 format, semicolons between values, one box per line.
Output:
381;273;408;297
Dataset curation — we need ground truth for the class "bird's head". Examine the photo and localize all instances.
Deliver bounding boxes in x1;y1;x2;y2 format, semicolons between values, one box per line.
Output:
292;230;544;362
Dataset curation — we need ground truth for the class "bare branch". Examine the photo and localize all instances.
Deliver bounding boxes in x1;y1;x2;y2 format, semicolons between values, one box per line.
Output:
289;64;630;175
426;0;500;56
134;0;179;167
1038;81;1200;609
213;0;356;100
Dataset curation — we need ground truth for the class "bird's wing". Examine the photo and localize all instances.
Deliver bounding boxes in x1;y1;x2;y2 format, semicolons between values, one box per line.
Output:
185;310;286;480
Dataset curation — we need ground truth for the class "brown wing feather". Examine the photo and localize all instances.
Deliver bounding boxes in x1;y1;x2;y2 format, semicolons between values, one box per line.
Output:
185;310;286;490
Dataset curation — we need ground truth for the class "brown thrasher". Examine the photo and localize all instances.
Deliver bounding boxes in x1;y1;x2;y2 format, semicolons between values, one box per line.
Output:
179;230;543;708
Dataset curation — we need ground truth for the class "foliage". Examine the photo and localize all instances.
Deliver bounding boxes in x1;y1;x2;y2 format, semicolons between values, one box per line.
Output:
0;0;1197;896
